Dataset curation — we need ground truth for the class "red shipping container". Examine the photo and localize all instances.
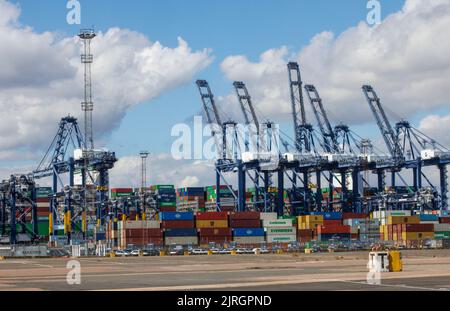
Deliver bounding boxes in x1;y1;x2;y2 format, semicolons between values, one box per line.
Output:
343;213;367;220
36;198;50;203
229;212;260;220
160;206;177;212
162;220;195;229
125;229;163;238
317;225;351;234
297;229;314;237
323;220;342;226
198;228;232;236
350;234;359;239
440;217;450;224
230;219;261;228
401;223;434;232
196;212;228;221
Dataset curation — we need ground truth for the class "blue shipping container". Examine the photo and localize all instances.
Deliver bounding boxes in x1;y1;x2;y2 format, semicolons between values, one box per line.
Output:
233;228;265;237
419;214;439;222
312;212;343;220
95;233;106;241
164;228;198;237
159;212;194;221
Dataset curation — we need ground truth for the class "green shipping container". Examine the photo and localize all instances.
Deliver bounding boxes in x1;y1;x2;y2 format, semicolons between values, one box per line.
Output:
435;232;450;239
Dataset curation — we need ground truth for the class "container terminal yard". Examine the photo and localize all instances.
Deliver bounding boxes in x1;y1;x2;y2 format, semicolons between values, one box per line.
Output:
1;14;450;292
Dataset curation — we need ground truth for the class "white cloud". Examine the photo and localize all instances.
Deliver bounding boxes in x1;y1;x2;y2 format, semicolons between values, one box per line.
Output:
109;154;215;188
220;0;450;127
418;114;450;148
0;0;213;161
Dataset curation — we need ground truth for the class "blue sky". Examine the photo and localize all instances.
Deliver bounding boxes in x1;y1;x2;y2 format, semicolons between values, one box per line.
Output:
14;0;406;158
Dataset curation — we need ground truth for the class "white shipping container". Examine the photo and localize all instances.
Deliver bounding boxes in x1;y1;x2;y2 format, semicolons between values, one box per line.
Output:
259;213;278;222
164;236;198;245
233;236;265;244
263;219;293;227
266;235;297;243
434;223;450;232
350;227;359;234
265;227;296;235
37;203;50;208
420;221;439;225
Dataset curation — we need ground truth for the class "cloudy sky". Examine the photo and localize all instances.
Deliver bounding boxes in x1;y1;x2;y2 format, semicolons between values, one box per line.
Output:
0;0;449;188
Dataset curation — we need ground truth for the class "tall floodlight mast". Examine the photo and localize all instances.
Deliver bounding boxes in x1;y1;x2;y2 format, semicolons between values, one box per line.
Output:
78;29;96;150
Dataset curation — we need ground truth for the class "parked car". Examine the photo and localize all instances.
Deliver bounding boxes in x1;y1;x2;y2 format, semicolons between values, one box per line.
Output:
210;248;220;254
191;248;208;255
252;247;270;254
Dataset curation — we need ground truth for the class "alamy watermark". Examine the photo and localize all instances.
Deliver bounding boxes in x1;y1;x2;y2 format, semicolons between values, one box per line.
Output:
367;0;381;26
170;116;281;161
66;0;81;25
66;260;81;285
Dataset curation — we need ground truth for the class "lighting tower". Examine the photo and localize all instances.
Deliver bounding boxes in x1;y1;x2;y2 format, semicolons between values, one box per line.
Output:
140;151;150;192
78;29;96;150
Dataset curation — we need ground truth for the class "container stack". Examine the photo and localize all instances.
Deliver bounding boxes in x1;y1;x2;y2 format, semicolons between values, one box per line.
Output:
317;224;351;241
434;223;450;239
206;186;235;211
177;187;206;211
160;212;198;245
153;185;177;212
196;212;228;228
111;188;134;199
35;187;52;235
264;219;296;243
229;212;261;228
297;215;324;230
400;224;435;242
198;228;232;245
232;228;265;245
118;220;162;248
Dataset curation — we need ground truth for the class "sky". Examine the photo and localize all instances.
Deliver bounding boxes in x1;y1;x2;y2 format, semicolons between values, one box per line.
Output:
0;0;449;188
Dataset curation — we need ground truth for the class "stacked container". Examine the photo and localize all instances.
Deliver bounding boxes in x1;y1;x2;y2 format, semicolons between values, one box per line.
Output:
153;185;177;212
264;219;297;243
297;215;324;230
317;224;351;241
177;187;206;211
230;212;261;228
233;228;265;244
118;220;162;248
205;186;235;211
160;212;198;245
434;223;450;239
111;188;134;199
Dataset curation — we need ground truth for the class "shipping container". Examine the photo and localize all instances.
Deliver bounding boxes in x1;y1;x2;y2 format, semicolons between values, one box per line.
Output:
195;220;228;228
165;236;198;245
317;225;351;234
262;219;293;227
323;220;342;226
199;236;232;244
164;228;198;237
195;212;228;220
401;232;435;241
229;211;260;220
159;212;194;221
266;227;296;235
198;228;232;236
311;212;343;220
259;212;278;222
434;223;450;232
230;219;261;228
419;214;439;222
387;216;420;225
232;228;265;237
440;217;450;224
343;213;367;220
162;220;195;229
401;223;434;232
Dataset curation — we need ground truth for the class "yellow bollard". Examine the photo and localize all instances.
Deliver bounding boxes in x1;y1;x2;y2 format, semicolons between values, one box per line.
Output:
276;249;284;255
122;214;127;221
388;251;403;272
184;250;190;256
305;248;312;254
159;250;166;257
142;213;146;221
231;250;237;256
109;252;116;258
0;256;5;261
139;250;144;257
207;250;213;256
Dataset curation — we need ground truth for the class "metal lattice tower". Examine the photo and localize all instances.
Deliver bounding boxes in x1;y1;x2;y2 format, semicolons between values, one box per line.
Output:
79;29;96;150
140;151;150;192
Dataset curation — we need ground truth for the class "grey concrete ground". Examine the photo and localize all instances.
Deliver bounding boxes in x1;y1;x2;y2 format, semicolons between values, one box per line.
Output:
1;250;450;291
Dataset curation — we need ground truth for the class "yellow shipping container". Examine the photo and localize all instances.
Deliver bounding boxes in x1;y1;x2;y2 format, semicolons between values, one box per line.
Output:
384;230;389;241
393;232;398;241
387;216;420;225
402;232;435;241
298;215;324;224
298;222;322;230
196;220;228;228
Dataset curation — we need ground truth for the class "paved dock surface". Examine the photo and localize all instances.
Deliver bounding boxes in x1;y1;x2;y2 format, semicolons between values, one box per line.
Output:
1;250;450;291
